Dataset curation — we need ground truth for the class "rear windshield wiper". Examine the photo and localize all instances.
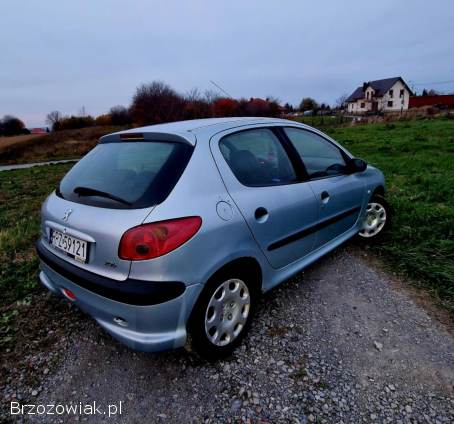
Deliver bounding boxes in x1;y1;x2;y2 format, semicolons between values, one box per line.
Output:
73;186;132;206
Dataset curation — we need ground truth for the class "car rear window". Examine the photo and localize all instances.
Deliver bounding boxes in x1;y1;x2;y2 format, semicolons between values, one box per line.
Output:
57;141;193;209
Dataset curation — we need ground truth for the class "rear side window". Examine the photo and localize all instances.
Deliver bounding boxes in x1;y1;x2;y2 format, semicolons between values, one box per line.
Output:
283;128;347;178
57;141;193;209
219;128;297;186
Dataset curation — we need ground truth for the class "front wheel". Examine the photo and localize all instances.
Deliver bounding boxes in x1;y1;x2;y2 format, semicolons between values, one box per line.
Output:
188;270;257;360
358;194;390;240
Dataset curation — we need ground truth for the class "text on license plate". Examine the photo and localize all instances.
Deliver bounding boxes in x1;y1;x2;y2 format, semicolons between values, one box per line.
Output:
50;230;88;262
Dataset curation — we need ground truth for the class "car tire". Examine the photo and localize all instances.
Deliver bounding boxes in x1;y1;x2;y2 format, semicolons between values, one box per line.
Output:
188;268;258;360
357;194;390;241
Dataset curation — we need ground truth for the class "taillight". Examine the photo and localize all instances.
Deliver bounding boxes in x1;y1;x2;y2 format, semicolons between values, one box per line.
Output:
118;216;202;260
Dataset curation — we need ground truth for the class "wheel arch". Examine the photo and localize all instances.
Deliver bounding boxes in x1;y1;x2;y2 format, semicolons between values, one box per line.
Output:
187;256;263;321
206;256;263;293
372;185;385;197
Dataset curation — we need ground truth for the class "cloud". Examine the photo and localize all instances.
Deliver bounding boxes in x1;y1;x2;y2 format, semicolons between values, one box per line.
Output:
1;0;453;126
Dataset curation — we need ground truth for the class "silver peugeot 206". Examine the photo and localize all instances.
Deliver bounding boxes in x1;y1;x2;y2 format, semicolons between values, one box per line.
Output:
36;117;388;359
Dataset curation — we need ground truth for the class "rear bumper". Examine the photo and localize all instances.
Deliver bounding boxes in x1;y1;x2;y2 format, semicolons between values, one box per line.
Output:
37;240;203;352
36;240;186;306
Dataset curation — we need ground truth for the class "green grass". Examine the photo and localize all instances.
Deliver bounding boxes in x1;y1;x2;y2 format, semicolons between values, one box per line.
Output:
0;118;453;314
316;117;454;310
296;114;353;129
0;164;73;310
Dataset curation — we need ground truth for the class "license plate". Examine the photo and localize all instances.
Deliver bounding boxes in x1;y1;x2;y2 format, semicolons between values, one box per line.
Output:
50;230;88;263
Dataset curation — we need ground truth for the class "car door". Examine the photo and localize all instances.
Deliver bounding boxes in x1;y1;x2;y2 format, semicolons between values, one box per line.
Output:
283;127;365;249
210;126;319;269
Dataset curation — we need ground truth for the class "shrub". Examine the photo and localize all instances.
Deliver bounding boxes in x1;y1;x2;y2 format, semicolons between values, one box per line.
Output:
212;98;239;117
130;81;185;125
183;100;212;120
299;97;319;112
124;80;284;125
94;114;112;126
0;115;27;136
58;115;95;130
109;106;131;126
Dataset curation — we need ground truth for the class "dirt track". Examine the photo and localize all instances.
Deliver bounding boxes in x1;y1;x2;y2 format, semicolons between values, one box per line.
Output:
12;247;451;423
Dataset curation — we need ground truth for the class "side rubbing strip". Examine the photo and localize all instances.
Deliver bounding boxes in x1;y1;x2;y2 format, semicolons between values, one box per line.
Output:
268;206;361;251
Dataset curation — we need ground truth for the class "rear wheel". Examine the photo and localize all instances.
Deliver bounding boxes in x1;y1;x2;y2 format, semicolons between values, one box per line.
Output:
358;194;390;240
188;269;257;360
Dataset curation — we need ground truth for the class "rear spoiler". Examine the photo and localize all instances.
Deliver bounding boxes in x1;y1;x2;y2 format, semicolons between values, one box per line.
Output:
99;131;196;146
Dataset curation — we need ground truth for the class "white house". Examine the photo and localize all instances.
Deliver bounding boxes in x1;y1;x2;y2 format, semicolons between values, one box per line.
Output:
346;77;412;114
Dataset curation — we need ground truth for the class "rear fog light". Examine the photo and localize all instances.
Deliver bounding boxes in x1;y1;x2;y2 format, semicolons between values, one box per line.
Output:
61;288;76;301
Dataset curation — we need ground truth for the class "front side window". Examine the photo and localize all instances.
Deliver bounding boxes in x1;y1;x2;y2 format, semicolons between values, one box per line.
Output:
283;128;347;179
219;128;297;186
400;89;404;98
389;89;394;98
387;100;393;107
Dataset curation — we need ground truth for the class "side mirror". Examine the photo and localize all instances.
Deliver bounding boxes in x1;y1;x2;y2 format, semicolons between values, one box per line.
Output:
348;158;367;173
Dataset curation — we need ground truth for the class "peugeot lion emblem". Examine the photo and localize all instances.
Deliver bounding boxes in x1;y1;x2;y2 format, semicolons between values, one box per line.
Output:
62;209;73;222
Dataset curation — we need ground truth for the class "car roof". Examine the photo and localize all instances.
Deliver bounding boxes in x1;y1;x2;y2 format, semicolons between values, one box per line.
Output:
101;117;355;160
105;117;296;145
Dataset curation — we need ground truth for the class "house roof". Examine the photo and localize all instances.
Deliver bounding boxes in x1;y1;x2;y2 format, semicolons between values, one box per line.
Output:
346;77;412;102
30;128;47;134
346;86;366;102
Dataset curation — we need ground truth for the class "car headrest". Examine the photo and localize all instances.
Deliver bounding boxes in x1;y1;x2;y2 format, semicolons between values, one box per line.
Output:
228;150;261;185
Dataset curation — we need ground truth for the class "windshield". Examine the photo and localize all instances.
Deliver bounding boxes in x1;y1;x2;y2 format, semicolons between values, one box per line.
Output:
57;141;193;209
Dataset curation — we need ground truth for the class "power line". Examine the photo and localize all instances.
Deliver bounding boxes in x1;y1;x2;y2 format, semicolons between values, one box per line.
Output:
410;79;454;86
209;80;233;98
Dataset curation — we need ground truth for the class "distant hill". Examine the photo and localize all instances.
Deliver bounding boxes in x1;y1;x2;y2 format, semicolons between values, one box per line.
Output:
0;126;125;165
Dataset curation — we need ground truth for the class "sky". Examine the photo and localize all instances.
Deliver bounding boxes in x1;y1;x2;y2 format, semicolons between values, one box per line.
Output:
1;0;454;127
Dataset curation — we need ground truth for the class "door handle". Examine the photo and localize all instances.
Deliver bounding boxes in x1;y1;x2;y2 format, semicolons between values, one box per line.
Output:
254;207;269;222
321;191;330;205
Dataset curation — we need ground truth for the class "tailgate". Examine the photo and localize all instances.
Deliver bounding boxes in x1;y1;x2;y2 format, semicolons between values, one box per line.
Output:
40;193;153;281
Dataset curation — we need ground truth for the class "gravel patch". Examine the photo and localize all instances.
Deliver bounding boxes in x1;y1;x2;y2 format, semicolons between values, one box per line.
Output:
2;248;453;423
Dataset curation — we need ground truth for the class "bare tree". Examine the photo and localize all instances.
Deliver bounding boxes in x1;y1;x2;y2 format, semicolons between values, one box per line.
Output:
185;87;202;102
183;88;212;119
422;88;440;96
335;93;348;109
45;111;61;130
203;89;220;104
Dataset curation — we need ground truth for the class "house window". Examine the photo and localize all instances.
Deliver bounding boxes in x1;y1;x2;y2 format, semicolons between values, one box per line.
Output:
387;101;393;107
361;103;365;108
366;92;370;99
389;89;394;98
400;89;404;98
